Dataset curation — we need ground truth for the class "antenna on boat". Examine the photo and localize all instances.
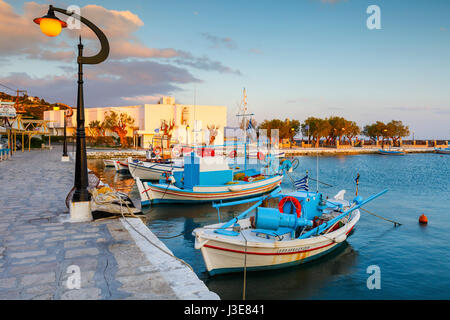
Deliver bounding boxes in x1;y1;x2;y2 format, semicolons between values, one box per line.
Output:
355;173;360;196
236;88;254;170
316;153;319;193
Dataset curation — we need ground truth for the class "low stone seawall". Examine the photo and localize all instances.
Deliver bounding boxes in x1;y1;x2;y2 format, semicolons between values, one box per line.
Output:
85;147;438;159
0;146;219;300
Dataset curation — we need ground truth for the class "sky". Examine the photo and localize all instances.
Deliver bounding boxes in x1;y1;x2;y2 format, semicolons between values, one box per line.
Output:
0;0;449;139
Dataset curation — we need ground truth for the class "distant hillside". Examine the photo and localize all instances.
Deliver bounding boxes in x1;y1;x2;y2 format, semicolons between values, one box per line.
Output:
0;91;58;119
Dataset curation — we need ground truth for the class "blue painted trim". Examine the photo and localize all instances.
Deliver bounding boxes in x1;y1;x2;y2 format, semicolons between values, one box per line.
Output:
148;189;274;204
148;175;281;194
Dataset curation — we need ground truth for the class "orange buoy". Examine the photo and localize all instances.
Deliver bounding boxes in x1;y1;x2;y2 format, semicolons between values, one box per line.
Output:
419;214;428;224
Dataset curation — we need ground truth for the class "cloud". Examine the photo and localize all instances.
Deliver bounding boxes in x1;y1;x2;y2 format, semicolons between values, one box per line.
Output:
249;48;263;55
385;106;450;115
0;1;241;107
0;60;201;106
0;1;240;75
202;32;237;50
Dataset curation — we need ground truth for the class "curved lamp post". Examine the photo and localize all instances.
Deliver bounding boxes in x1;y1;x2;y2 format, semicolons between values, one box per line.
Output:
55;103;73;162
34;5;109;221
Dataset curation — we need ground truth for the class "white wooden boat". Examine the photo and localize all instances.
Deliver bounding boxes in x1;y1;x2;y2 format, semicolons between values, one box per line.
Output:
134;152;287;206
127;157;183;180
193;188;387;275
435;147;450;154
103;159;118;167
113;159;129;172
377;148;405;155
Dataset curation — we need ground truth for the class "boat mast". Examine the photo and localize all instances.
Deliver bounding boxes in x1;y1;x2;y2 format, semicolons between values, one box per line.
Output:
236;88;254;170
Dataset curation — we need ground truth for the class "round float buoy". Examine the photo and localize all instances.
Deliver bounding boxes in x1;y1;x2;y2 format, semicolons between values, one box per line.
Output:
419;214;428;224
257;151;265;161
229;150;237;158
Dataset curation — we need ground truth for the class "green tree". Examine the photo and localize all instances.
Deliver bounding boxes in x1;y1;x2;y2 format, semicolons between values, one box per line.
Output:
363;121;386;144
385;120;410;146
258;118;300;141
301;117;331;147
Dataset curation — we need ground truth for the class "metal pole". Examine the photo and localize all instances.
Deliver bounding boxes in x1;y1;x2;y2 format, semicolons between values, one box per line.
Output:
63;110;68;157
71;38;90;203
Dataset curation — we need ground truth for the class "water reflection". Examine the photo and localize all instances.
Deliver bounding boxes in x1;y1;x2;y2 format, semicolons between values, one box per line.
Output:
87;158;359;299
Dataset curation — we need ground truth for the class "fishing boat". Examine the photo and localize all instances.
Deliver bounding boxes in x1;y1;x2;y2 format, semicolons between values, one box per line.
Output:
103;159;119;167
113;159;129;172
134;151;289;206
193;187;387;275
377;148;405;155
248;150;285;160
127;157;184;181
435;147;450;154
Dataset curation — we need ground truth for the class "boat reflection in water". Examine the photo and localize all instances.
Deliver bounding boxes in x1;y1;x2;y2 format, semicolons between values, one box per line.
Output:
87;158;359;300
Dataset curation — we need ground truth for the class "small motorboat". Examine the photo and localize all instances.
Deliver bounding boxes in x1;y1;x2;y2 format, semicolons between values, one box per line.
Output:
128;157;184;181
113;159;129;172
134;152;289;206
435;147;450;154
377;148;405;155
193;187;387;275
103;159;119;167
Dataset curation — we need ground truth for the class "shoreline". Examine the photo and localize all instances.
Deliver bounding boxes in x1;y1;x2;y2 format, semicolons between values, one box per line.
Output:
0;147;219;300
84;146;440;159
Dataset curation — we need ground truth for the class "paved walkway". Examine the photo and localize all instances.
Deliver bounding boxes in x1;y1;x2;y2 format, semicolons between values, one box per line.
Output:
0;147;218;300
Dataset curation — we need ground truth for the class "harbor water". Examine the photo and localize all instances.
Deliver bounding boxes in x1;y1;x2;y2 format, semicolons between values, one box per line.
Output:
88;153;450;299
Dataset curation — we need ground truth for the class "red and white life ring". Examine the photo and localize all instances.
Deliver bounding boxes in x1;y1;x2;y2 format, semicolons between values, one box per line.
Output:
228;150;237;158
172;146;181;157
257;151;265;161
278;196;302;218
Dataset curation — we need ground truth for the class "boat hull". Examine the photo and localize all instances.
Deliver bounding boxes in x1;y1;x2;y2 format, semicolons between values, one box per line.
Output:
435;148;450;154
136;175;283;205
377;149;405;155
103;159;117;167
194;212;359;275
128;161;182;180
114;160;129;172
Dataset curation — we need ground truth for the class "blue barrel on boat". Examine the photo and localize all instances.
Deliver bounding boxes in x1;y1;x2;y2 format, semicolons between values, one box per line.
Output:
255;207;312;231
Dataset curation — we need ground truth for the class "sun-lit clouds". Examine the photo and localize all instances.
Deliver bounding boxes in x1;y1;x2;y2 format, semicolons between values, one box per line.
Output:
0;0;241;107
0;59;201;106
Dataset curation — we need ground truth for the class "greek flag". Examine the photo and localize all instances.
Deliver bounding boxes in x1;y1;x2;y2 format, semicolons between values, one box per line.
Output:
247;119;253;131
246;119;256;141
294;175;309;191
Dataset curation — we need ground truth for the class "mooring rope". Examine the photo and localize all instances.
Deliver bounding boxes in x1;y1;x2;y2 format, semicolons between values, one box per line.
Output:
360;207;402;227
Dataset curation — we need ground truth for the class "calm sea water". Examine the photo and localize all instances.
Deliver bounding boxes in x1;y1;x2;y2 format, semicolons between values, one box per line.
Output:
88;153;450;300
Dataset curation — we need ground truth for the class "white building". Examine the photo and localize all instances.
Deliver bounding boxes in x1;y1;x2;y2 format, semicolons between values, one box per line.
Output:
43;96;227;148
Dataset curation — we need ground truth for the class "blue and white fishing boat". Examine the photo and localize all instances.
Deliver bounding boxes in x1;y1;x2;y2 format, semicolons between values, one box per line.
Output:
435;147;450;154
128;157;184;181
377;148;405;155
135;151;290;206
193;186;387;275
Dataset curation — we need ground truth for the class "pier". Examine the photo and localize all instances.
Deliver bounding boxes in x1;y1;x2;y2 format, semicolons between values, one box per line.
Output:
0;147;218;300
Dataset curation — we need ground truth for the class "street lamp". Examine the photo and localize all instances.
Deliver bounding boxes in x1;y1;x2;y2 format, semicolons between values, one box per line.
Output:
55;103;73;162
186;125;190;145
34;5;109;222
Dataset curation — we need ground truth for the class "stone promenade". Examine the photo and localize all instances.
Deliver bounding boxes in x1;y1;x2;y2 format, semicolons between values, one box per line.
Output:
0;147;218;300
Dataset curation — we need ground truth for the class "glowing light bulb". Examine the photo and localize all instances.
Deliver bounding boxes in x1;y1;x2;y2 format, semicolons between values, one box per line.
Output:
39;18;62;37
